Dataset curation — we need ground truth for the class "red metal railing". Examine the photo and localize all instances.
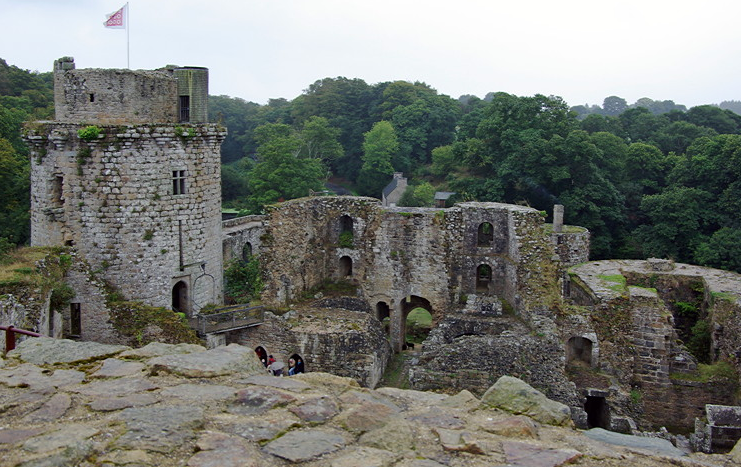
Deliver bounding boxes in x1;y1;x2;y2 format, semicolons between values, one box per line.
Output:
0;325;42;353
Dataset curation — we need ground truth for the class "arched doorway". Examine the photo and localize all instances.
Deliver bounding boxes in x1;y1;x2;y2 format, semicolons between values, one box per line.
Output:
406;307;432;346
339;256;353;277
476;264;492;292
242;242;253;260
399;296;432;351
289;353;305;374
477;222;493;246
171;281;189;316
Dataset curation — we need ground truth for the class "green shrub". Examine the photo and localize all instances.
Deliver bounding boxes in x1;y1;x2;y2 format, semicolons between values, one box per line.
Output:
339;231;353;248
224;256;263;303
77;125;103;140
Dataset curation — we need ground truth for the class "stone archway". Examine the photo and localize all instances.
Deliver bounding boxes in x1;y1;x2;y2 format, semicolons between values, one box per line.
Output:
171;281;189;316
339;256;353;277
389;295;432;352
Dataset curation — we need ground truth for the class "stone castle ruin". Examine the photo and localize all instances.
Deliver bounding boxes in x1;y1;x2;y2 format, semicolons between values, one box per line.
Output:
24;58;224;341
10;59;741;448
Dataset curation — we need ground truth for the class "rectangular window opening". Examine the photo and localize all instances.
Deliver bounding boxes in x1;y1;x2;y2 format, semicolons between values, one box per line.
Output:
179;96;190;122
89;93;95;103
70;303;81;337
52;175;64;206
172;170;186;195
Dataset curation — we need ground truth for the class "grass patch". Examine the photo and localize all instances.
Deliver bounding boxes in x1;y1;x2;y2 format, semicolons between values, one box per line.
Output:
711;291;736;303
670;361;738;383
598;274;627;292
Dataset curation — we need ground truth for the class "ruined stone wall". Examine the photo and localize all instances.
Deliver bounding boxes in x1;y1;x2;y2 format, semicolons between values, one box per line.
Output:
230;308;390;387
259;197;381;306
53;58;178;125
26;123;225;312
642;381;735;431
552;229;590;267
222;215;267;264
61;258;128;345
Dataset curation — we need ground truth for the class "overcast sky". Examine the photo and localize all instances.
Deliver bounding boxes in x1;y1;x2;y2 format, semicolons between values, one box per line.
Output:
2;0;740;108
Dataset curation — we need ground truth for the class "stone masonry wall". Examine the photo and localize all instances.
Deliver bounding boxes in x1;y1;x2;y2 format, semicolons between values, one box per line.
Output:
26;123;225;313
53;58;179;125
222;215;267;264
230;307;390;387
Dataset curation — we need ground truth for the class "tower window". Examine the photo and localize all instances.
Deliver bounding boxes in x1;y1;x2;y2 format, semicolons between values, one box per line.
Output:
89;93;95;103
172;170;186;195
179;96;190;122
70;303;81;337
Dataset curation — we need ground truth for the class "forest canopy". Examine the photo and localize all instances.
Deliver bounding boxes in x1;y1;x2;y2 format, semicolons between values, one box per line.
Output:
4;58;741;273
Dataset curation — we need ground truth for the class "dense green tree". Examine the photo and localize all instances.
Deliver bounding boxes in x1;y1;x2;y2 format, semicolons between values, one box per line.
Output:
618;107;669;143
209;95;263;163
0;138;29;244
430;145;456;177
398;182;436;207
683;105;741;134
652;121;717;155
246;123;326;212
295;116;344;163
356;121;398;197
635;187;712;260
602;96;628;116
694;228;741;273
291;77;380;179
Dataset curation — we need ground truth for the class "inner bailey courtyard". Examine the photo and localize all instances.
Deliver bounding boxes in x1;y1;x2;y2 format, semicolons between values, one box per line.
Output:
3;58;741;446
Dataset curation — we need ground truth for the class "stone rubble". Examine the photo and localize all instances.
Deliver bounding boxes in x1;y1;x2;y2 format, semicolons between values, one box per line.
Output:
0;338;737;467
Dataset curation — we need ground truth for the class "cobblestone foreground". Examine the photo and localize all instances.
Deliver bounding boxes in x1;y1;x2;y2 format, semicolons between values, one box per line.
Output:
0;338;737;467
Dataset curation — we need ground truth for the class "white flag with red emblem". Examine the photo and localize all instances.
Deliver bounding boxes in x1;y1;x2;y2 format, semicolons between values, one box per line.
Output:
104;4;127;29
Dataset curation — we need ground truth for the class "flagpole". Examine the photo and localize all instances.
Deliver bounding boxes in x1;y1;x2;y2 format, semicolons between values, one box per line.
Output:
126;2;130;69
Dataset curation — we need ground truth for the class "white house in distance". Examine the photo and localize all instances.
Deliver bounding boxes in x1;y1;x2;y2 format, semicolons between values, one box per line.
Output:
381;172;407;207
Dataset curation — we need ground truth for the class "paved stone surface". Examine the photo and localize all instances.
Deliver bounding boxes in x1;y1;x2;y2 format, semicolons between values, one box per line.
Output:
90;358;145;378
22;424;98;453
0;428;45;445
0;339;732;467
240;374;312;391
481;375;572;426
21;393;71;423
263;429;346;462
148;344;264;378
225;410;300;442
503;441;582;467
584;428;687;457
69;376;157;396
289;395;339;423
187;431;265;467
0;364;85;389
329;446;399;467
229;385;296;415
8;337;129;365
114;405;205;453
119;342;206;359
88;393;158;411
160;383;236;401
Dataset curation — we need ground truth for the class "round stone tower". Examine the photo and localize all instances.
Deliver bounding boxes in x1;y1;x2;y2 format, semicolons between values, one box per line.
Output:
25;57;226;317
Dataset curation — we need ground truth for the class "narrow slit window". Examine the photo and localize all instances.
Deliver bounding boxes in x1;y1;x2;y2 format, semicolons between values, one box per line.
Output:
172;170;186;195
89;93;95;102
70;303;81;337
